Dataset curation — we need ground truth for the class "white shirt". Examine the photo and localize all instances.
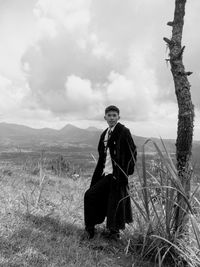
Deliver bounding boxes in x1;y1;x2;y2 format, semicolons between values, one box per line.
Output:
103;123;118;175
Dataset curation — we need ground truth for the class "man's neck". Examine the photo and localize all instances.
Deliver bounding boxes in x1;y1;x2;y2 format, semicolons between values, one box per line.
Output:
109;122;118;130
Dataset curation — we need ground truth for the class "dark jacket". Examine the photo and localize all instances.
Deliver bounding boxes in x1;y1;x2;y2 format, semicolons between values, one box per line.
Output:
90;122;137;230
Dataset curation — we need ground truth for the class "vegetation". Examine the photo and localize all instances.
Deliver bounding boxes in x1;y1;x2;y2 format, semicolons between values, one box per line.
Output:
0;165;123;266
0;141;199;266
0;152;151;267
127;139;200;266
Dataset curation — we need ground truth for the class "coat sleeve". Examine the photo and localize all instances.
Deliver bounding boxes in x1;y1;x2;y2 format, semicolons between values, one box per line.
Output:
90;135;104;187
124;129;137;175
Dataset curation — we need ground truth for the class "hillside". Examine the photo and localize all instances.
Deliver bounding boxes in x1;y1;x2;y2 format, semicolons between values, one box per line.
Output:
0;125;199;266
0;163;151;267
0;122;199;155
0;122;174;151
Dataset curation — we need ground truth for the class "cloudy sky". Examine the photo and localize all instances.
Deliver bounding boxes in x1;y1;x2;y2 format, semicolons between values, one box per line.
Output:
0;0;200;139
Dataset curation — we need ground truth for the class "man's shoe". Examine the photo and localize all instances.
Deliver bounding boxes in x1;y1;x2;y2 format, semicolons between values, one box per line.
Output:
81;227;96;240
86;227;95;239
109;232;121;241
101;229;110;238
101;229;121;241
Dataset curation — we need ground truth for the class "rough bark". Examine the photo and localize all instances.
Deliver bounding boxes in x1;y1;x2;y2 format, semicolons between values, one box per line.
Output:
164;0;194;233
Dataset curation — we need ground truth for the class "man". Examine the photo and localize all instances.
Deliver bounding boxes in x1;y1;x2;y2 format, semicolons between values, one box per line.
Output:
84;105;137;240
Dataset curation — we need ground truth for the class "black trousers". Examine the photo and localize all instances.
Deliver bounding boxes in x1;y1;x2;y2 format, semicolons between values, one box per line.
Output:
84;174;113;230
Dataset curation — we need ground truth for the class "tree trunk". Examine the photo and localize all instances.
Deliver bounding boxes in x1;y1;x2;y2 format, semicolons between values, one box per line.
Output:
163;0;194;233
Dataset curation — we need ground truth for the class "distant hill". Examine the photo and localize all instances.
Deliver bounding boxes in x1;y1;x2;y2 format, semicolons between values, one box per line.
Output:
0;122;199;154
86;126;101;132
0;122;100;148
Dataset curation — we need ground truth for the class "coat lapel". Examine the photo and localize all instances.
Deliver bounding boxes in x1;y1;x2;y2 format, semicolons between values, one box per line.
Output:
99;122;124;151
98;128;108;154
108;122;124;144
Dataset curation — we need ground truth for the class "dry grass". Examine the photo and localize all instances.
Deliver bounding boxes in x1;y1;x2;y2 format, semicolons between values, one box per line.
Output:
0;162;148;267
127;139;200;267
1;143;199;267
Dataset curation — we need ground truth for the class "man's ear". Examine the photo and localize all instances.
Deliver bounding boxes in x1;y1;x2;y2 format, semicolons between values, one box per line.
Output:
104;115;106;120
118;115;120;120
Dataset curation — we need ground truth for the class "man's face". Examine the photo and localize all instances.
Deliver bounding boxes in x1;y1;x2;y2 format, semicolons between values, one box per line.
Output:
104;111;120;127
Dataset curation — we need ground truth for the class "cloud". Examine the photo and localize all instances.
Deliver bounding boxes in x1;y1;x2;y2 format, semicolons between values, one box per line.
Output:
0;74;32;123
65;75;104;118
0;0;37;79
0;0;200;139
21;0;173;117
21;0;163;121
106;70;155;121
0;74;59;129
34;0;91;32
0;76;22;110
36;17;57;39
21;0;200;124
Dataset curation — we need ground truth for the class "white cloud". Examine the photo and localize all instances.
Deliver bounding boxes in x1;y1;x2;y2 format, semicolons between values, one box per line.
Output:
65;75;104;118
0;75;11;88
0;1;37;79
34;0;91;32
90;34;113;59
0;0;200;139
36;17;57;39
105;72;137;118
0;75;30;112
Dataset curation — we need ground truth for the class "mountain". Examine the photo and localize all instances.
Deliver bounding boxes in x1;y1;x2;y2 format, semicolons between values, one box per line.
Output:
0;122;100;148
0;122;57;136
0;122;199;154
0;122;37;136
86;126;101;132
59;124;88;137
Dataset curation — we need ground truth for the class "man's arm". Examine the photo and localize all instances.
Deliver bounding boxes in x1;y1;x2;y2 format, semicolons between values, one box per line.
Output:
90;133;104;187
125;129;137;175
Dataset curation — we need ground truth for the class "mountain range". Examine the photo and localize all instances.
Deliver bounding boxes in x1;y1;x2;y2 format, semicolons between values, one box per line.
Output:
0;122;199;155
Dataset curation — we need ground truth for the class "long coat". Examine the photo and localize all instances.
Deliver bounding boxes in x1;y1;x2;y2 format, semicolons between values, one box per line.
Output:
90;122;137;230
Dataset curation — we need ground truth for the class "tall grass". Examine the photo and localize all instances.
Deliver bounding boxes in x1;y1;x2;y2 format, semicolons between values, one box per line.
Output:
0;164;123;267
128;138;200;266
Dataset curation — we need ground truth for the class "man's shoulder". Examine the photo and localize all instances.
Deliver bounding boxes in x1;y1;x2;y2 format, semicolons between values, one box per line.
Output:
115;123;132;138
121;125;131;135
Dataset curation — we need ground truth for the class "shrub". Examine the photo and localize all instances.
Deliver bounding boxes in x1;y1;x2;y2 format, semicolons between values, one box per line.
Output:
127;139;200;266
46;155;70;176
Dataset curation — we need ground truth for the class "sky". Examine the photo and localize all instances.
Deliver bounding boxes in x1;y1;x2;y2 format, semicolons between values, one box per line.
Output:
0;0;200;140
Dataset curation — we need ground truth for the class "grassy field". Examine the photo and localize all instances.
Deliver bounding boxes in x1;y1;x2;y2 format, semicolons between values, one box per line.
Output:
0;158;156;267
1;146;200;267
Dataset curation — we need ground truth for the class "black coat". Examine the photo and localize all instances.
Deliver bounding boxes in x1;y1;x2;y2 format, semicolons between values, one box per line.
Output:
90;122;137;230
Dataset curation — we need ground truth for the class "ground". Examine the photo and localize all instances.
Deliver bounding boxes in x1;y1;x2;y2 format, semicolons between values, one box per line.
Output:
0;161;155;267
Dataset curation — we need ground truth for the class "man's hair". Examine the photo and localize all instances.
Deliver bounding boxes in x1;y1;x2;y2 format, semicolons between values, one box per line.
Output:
105;105;120;114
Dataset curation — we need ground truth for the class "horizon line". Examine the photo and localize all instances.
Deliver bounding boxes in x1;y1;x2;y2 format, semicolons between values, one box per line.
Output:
0;121;199;142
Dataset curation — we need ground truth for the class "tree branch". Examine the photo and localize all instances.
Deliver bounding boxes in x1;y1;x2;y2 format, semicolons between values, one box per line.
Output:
167;21;174;26
163;37;173;46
